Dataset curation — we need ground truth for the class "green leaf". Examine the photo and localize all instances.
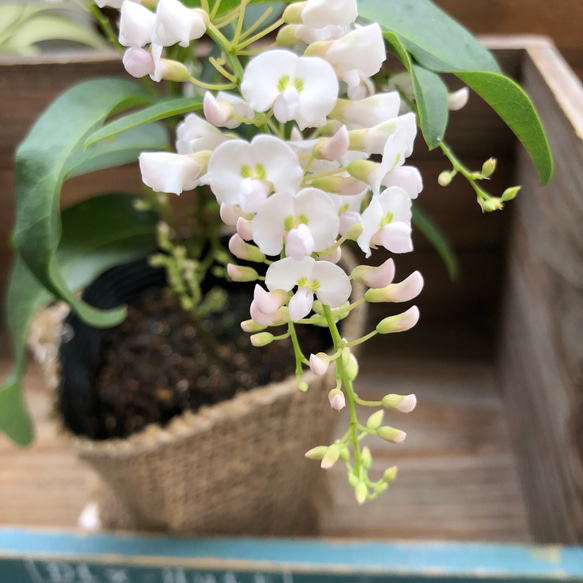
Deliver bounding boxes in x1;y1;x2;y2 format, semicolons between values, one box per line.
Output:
13;78;155;330
71;123;169;178
2;15;107;52
412;205;459;281
384;32;449;149
358;0;500;74
85;97;202;147
456;71;554;185
1;193;159;446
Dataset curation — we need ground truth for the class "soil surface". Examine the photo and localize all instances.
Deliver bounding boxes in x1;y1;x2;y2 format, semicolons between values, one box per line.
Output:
90;285;329;439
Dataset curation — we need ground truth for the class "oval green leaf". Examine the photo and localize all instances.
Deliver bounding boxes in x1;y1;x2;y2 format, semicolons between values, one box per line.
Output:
457;71;553;185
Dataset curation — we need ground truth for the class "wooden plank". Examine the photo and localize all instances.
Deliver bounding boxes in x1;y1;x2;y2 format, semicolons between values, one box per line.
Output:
498;43;583;543
1;527;583;582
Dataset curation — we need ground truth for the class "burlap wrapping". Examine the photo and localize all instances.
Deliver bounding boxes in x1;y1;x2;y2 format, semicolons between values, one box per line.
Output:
30;251;366;536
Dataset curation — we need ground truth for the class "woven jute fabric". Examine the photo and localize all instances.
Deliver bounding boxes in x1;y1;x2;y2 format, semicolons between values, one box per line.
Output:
32;251;366;536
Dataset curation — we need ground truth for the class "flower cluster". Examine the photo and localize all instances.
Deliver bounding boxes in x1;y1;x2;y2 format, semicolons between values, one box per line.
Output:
106;0;427;503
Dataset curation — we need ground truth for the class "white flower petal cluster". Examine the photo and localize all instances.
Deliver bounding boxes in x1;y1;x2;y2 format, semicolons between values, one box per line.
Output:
132;0;425;328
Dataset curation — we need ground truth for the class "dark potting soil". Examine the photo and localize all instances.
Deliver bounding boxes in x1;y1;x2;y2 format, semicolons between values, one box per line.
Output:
89;286;329;440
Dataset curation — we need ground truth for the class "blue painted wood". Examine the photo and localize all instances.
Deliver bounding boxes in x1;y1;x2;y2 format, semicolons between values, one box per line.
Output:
0;527;582;582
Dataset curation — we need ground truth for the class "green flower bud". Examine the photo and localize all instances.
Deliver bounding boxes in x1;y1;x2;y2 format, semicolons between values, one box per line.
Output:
376;307;420;334
381;393;417;413
481;157;497;177
321;443;341;469
479;197;504;212
305;446;328;460
297;380;309;392
355;480;368;504
282;1;305;23
346;221;363;241
340;447;350;462
276;24;298;45
250;332;274;347
375;481;389;494
377;426;407;443
501;185;521;202
157;59;191;82
362;446;372;469
438;170;453;186
348;473;359;488
366;409;384;430
346;159;378;184
383;466;398;483
240;319;267;333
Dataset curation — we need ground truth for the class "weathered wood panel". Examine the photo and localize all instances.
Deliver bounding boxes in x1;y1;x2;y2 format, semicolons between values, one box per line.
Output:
498;42;583;543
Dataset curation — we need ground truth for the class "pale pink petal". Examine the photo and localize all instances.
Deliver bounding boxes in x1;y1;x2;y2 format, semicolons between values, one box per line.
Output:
289;286;314;321
266;256;315;292
378;222;413;254
238;178;270;214
381;166;423;199
122;47;155;78
286;224;315;260
176;113;228;154
273;87;301;123
294;188;339;251
252;192;294;256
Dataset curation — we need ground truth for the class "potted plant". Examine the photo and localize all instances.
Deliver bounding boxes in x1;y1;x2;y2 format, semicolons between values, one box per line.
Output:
0;0;552;534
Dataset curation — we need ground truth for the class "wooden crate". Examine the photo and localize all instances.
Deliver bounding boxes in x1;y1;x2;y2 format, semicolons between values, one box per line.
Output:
1;35;583;575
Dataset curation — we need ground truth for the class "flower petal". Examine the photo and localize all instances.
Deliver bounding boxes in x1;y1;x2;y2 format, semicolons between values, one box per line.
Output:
313;260;352;307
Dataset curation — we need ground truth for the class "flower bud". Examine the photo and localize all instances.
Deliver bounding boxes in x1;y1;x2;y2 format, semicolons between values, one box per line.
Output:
282;1;305;24
361;446;372;469
305;445;328;460
122;47;155;78
313;125;349;161
241;319;267;333
351;258;395;289
297;380;309;392
153;58;191;82
355;480;368;504
348;473;359;488
253;285;288;314
340;447;350;462
438;170;454;186
481;157;497;178
276;24;300;46
250;332;274;347
365;271;424;303
203;91;233;127
447;87;470;111
220;203;245;226
227;264;259;282
321;443;342;469
382;393;417;413
250;302;289;327
328;388;346;411
309;353;330;376
375;481;389;494
366;409;384;430
479;197;504;212
346;159;379;184
312;176;367;195
376;306;420;334
345;353;358;381
383;466;398;483
377;426;407;443
318;246;342;264
346;221;363;241
501;185;521;202
236;217;254;241
228;234;265;262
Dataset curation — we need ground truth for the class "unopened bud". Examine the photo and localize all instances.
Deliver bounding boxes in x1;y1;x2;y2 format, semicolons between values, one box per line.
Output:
383;466;398;483
250;332;274;347
447;87;470;111
228;234;265;262
362;446;372;469
376;306;420;334
346;159;379;184
355;480;368;504
282;1;305;24
501;185;521;202
227;264;258;282
346;221;363;241
321;443;342;469
328;388;346;411
313;125;349;161
479;197;504;212
351;259;395;289
365;271;424;303
156;59;191;82
203;91;233;127
377;426;407;443
481;157;497;178
382;393;417;413
375;481;389;494
366;409;384;430
438;170;454;186
241;319;267;333
297;380;309;392
310;352;329;376
305;445;328;460
340;447;350;462
348;473;359;488
276;24;299;46
312;175;368;195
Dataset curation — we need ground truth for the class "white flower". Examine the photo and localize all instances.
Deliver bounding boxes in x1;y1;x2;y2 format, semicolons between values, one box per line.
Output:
203;91;254;129
447;87;470;111
207;134;303;211
266;256;352;320
382;166;423;200
357;187;413;257
122;47;155;78
119;1;155;47
307;24;385;87
176;113;229;154
152;0;208;47
252;188;339;259
241;49;339;130
293;24;349;44
330;92;402;128
301;0;358;28
139;151;209;195
350;112;417;155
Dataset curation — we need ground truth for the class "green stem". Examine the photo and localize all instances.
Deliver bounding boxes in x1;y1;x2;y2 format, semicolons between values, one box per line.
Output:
88;3;122;51
346;330;378;348
322;305;363;474
439;141;489;201
288;320;305;377
207;22;245;82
